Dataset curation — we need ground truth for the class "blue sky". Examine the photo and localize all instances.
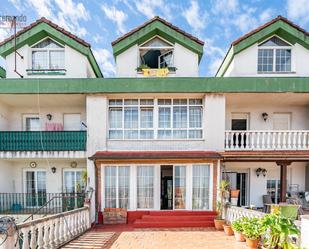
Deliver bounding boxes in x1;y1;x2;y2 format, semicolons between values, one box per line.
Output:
1;0;309;77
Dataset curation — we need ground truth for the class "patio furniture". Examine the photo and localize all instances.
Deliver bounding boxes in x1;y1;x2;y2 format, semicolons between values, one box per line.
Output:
263;194;273;213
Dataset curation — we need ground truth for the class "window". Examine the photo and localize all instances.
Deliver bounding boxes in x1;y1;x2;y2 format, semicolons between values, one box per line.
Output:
273;113;291;130
158;99;203;139
137;166;154;209
108;98;203;140
24;170;46;207
63;170;85;193
174;166;186;209
258;36;291;73
104;166;130;209
139;36;174;69
23;114;40;131
192;165;210;210
109;99;154;139
267;179;281;204
31;38;65;70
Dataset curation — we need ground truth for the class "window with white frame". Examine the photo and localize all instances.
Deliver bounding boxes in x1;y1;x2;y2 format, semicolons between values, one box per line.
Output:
257;36;292;73
108;98;203;140
137;166;154;209
192;165;210;210
158;98;203;139
31;38;65;70
104;166;130;209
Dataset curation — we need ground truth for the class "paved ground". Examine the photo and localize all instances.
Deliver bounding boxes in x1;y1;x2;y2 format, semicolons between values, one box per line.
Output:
62;227;248;249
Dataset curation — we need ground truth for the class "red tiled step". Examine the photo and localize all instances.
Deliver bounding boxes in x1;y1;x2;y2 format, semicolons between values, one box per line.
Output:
141;215;215;222
133;220;215;228
147;211;217;216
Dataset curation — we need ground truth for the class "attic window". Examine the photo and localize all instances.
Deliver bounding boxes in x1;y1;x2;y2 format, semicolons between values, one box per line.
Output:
257;36;292;73
139;37;174;69
31;38;65;71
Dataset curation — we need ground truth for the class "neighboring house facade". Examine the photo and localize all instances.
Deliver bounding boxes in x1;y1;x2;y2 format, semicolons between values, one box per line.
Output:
0;16;308;226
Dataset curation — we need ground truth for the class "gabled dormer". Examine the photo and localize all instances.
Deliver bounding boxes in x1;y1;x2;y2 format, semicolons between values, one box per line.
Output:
112;16;204;77
216;16;309;77
0;18;103;78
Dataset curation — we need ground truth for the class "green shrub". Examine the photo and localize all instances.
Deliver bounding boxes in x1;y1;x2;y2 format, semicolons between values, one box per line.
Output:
242;217;265;240
231;217;249;233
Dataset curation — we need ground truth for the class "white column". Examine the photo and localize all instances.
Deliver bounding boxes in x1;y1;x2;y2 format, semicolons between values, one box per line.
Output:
204;95;226;151
86;95;108;223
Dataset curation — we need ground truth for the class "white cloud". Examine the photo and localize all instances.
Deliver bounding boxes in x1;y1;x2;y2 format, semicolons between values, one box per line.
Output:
212;0;238;15
26;0;54;18
134;0;172;20
182;1;207;32
203;38;226;76
101;5;127;35
93;34;104;44
93;48;116;77
287;0;309;24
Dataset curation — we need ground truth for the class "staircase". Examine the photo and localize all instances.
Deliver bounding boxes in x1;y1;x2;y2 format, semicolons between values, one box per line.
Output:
133;211;216;228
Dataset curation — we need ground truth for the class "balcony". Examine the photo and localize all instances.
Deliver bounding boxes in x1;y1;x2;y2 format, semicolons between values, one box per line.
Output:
0;131;86;151
225;130;309;150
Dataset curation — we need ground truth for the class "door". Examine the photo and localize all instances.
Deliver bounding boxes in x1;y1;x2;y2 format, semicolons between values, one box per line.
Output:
23;114;40;131
174;165;186;209
63;170;85;209
223;172;248;206
24;170;46;207
267;179;281;204
231;113;249;148
63;114;81;131
160;165;173;210
273;113;291;130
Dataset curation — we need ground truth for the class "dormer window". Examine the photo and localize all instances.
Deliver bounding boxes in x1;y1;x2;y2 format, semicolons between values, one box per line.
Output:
30;38;65;73
138;37;174;70
257;36;292;73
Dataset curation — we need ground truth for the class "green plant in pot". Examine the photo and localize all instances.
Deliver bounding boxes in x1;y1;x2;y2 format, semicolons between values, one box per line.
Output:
223;221;234;236
231;217;248;242
214;180;229;230
242;217;264;249
261;210;300;249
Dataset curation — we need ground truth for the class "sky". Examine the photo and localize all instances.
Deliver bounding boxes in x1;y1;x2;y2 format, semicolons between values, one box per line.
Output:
0;0;309;77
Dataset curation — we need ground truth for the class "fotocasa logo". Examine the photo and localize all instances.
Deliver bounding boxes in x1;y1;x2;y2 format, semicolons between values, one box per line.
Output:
0;15;27;29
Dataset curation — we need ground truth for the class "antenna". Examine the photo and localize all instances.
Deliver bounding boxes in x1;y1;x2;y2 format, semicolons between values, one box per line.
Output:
11;16;23;78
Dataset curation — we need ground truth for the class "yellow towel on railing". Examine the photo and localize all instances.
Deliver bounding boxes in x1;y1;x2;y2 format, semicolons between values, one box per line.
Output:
142;68;169;77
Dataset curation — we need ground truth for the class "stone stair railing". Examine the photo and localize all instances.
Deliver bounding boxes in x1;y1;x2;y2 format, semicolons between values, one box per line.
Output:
0;206;90;249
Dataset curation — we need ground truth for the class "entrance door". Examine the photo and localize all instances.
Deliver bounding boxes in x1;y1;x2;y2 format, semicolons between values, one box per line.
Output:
161;165;173;210
223;172;248;206
24;170;46;207
231;113;249;148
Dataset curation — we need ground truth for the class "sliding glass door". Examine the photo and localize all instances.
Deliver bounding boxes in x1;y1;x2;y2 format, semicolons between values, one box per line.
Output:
174;166;186;209
137;166;154;209
192;165;210;210
25;170;46;207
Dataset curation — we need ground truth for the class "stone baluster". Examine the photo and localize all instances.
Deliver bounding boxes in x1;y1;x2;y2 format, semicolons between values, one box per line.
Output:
29;225;37;249
21;227;30;249
53;217;60;247
266;131;271;149
63;216;68;242
240;132;244;149
72;213;77;236
303;131;307;149
283;131;287;149
272;132;276;149
292;132;297;149
287;132;292;149
37;224;44;249
43;222;49;249
277;132;281;149
48;220;55;248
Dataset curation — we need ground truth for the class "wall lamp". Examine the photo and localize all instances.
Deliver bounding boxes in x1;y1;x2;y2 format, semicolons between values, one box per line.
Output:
46;114;52;121
262;112;268;122
256;167;267;177
51;167;56;174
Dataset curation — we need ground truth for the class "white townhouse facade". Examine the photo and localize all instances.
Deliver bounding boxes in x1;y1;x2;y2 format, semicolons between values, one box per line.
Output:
0;16;308;227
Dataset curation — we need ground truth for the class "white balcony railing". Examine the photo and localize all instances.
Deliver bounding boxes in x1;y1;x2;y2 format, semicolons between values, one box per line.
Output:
225;130;309;150
0;207;90;249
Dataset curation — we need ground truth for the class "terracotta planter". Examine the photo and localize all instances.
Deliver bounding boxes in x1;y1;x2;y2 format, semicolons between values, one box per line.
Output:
214;219;225;231
245;238;259;249
230;189;240;198
223;225;234;236
233;231;245;242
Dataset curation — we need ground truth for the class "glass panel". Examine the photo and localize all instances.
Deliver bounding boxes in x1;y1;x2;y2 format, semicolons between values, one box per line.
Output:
159;51;173;68
258;49;273;72
159;107;171;128
118;167;130;209
142;37;172;47
36;172;46;206
64;172;75;193
140;108;153;128
173;130;187;139
32;51;48;69
25;117;40;131
173;106;187;128
26;172;36;206
275;49;291;72
124;130;138;139
124;107;138;128
137;166;154;209
174;166;186;209
192;165;210;210
158;99;171;105
124;99;138;105
158;130;172;139
189;99;202;105
173;99;187;105
189;130;202;139
109;108;122;128
140;130;154;139
140;99;154;105
189;106;202;128
33;38;64;48
49;50;64;69
259;36;290;47
104;167;117;208
109;130;123;139
109;99;123;106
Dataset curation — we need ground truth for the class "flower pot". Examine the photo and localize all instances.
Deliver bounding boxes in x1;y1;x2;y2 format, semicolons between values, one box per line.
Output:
245;238;259;249
234;231;245;242
230;189;240;198
214;219;225;231
223;225;234;236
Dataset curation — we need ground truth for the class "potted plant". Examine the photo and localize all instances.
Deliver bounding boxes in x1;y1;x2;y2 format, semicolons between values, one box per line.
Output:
214;180;229;230
230;189;240;206
242;217;264;249
231;217;247;242
261;210;300;249
223;222;234;236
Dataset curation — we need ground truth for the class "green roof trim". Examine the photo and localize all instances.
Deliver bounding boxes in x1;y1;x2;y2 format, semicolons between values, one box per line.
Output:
0;67;6;78
216;18;309;77
0;22;103;78
0;77;309;93
112;20;204;62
